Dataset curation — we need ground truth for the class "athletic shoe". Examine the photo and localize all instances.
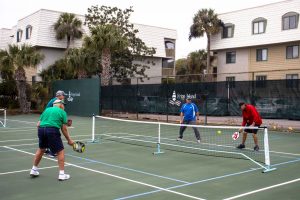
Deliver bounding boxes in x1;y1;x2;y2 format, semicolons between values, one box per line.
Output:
58;174;70;181
254;145;259;151
47;153;57;158
237;144;245;149
197;140;201;143
176;137;183;141
30;169;39;177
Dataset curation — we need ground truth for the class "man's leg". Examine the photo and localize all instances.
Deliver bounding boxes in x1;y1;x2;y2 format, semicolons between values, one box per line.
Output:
242;132;248;145
252;133;258;146
33;148;46;166
190;121;201;141
57;149;65;170
178;123;187;139
57;149;70;181
30;148;46;177
237;132;248;149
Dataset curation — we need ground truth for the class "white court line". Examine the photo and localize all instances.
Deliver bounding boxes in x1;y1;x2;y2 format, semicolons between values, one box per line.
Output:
0;143;38;147
269;150;300;157
0;135;91;143
4;146;205;200
223;178;300;200
0;165;65;175
0;129;37;133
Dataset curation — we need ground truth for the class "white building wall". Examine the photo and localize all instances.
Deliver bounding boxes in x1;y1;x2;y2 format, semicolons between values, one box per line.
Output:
37;47;65;73
217;48;250;81
133;57;163;84
211;0;300;50
0;28;12;50
134;24;177;58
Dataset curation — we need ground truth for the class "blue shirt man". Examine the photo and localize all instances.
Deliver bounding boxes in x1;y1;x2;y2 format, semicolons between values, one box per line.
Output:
178;97;201;143
46;90;65;108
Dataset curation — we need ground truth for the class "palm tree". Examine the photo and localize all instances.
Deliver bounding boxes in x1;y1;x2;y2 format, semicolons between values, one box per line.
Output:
54;13;83;50
83;24;128;85
65;48;97;79
189;9;223;74
0;44;44;113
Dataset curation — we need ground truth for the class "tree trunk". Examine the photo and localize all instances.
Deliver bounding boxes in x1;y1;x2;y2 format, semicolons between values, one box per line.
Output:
15;67;30;113
206;33;211;73
67;36;71;50
101;48;111;86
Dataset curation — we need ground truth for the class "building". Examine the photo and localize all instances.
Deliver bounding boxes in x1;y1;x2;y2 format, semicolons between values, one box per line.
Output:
211;0;300;83
0;9;177;84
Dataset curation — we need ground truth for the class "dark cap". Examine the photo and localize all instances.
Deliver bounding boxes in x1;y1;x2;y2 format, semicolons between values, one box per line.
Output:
186;97;192;100
56;90;65;97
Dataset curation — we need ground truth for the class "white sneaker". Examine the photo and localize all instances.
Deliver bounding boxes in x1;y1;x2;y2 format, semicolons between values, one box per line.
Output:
197;140;201;144
177;137;183;141
30;169;39;177
58;173;70;181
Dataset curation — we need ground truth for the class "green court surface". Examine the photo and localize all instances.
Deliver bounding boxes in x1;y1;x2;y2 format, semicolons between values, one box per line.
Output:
0;114;299;200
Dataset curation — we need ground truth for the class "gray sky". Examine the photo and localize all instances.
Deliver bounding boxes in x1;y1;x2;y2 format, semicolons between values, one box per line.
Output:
0;0;282;59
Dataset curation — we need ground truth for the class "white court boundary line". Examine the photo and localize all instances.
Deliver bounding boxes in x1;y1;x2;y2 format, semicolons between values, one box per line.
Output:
224;178;300;200
0;165;66;176
4;146;205;200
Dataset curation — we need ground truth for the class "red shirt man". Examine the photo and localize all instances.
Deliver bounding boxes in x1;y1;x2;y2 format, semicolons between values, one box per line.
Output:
237;102;263;151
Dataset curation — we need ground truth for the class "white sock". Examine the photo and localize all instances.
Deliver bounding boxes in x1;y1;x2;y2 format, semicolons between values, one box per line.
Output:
59;170;64;175
32;166;38;170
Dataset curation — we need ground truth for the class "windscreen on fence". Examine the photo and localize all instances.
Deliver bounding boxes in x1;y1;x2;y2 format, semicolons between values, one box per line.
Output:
101;79;300;119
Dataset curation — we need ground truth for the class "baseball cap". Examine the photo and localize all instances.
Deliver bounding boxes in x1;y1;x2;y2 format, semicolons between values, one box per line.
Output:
186;97;192;100
53;99;66;105
56;90;65;97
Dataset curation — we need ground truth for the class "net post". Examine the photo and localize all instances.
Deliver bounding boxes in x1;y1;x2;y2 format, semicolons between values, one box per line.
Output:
4;109;6;127
262;127;276;173
153;123;164;155
88;114;99;143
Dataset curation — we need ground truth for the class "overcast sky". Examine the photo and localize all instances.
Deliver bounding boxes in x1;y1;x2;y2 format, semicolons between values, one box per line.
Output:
0;0;282;59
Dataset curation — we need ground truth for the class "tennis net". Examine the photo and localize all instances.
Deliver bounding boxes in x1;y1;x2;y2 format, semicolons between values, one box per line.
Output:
0;109;6;127
92;115;275;172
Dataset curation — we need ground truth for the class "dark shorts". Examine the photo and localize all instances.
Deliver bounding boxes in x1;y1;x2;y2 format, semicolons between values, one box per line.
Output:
244;123;260;134
38;127;64;154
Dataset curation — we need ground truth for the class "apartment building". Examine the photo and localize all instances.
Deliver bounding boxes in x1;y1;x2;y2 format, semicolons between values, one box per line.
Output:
0;9;177;84
211;0;300;83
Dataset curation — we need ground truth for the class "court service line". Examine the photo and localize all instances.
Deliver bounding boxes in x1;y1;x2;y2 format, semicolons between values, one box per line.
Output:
223;178;300;200
66;153;189;184
4;146;205;200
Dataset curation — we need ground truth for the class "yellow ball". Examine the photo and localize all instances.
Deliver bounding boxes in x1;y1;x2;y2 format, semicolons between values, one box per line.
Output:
217;130;222;135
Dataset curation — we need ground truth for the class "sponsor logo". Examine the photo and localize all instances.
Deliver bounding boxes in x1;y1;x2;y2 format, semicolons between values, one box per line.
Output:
66;91;81;102
169;91;197;106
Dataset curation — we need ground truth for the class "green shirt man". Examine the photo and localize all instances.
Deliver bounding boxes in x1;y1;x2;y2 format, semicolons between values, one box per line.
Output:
39;106;68;129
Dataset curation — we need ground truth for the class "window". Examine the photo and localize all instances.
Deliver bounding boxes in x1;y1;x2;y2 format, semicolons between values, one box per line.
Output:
252;18;267;34
165;41;175;49
282;12;299;30
26;25;32;39
286;45;299;59
256;75;267;88
213;67;217;78
226;76;235;88
162;58;174;68
32;76;36;84
222;23;234;38
256;49;268;61
286;74;298;88
17;29;23;42
226;51;236;64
